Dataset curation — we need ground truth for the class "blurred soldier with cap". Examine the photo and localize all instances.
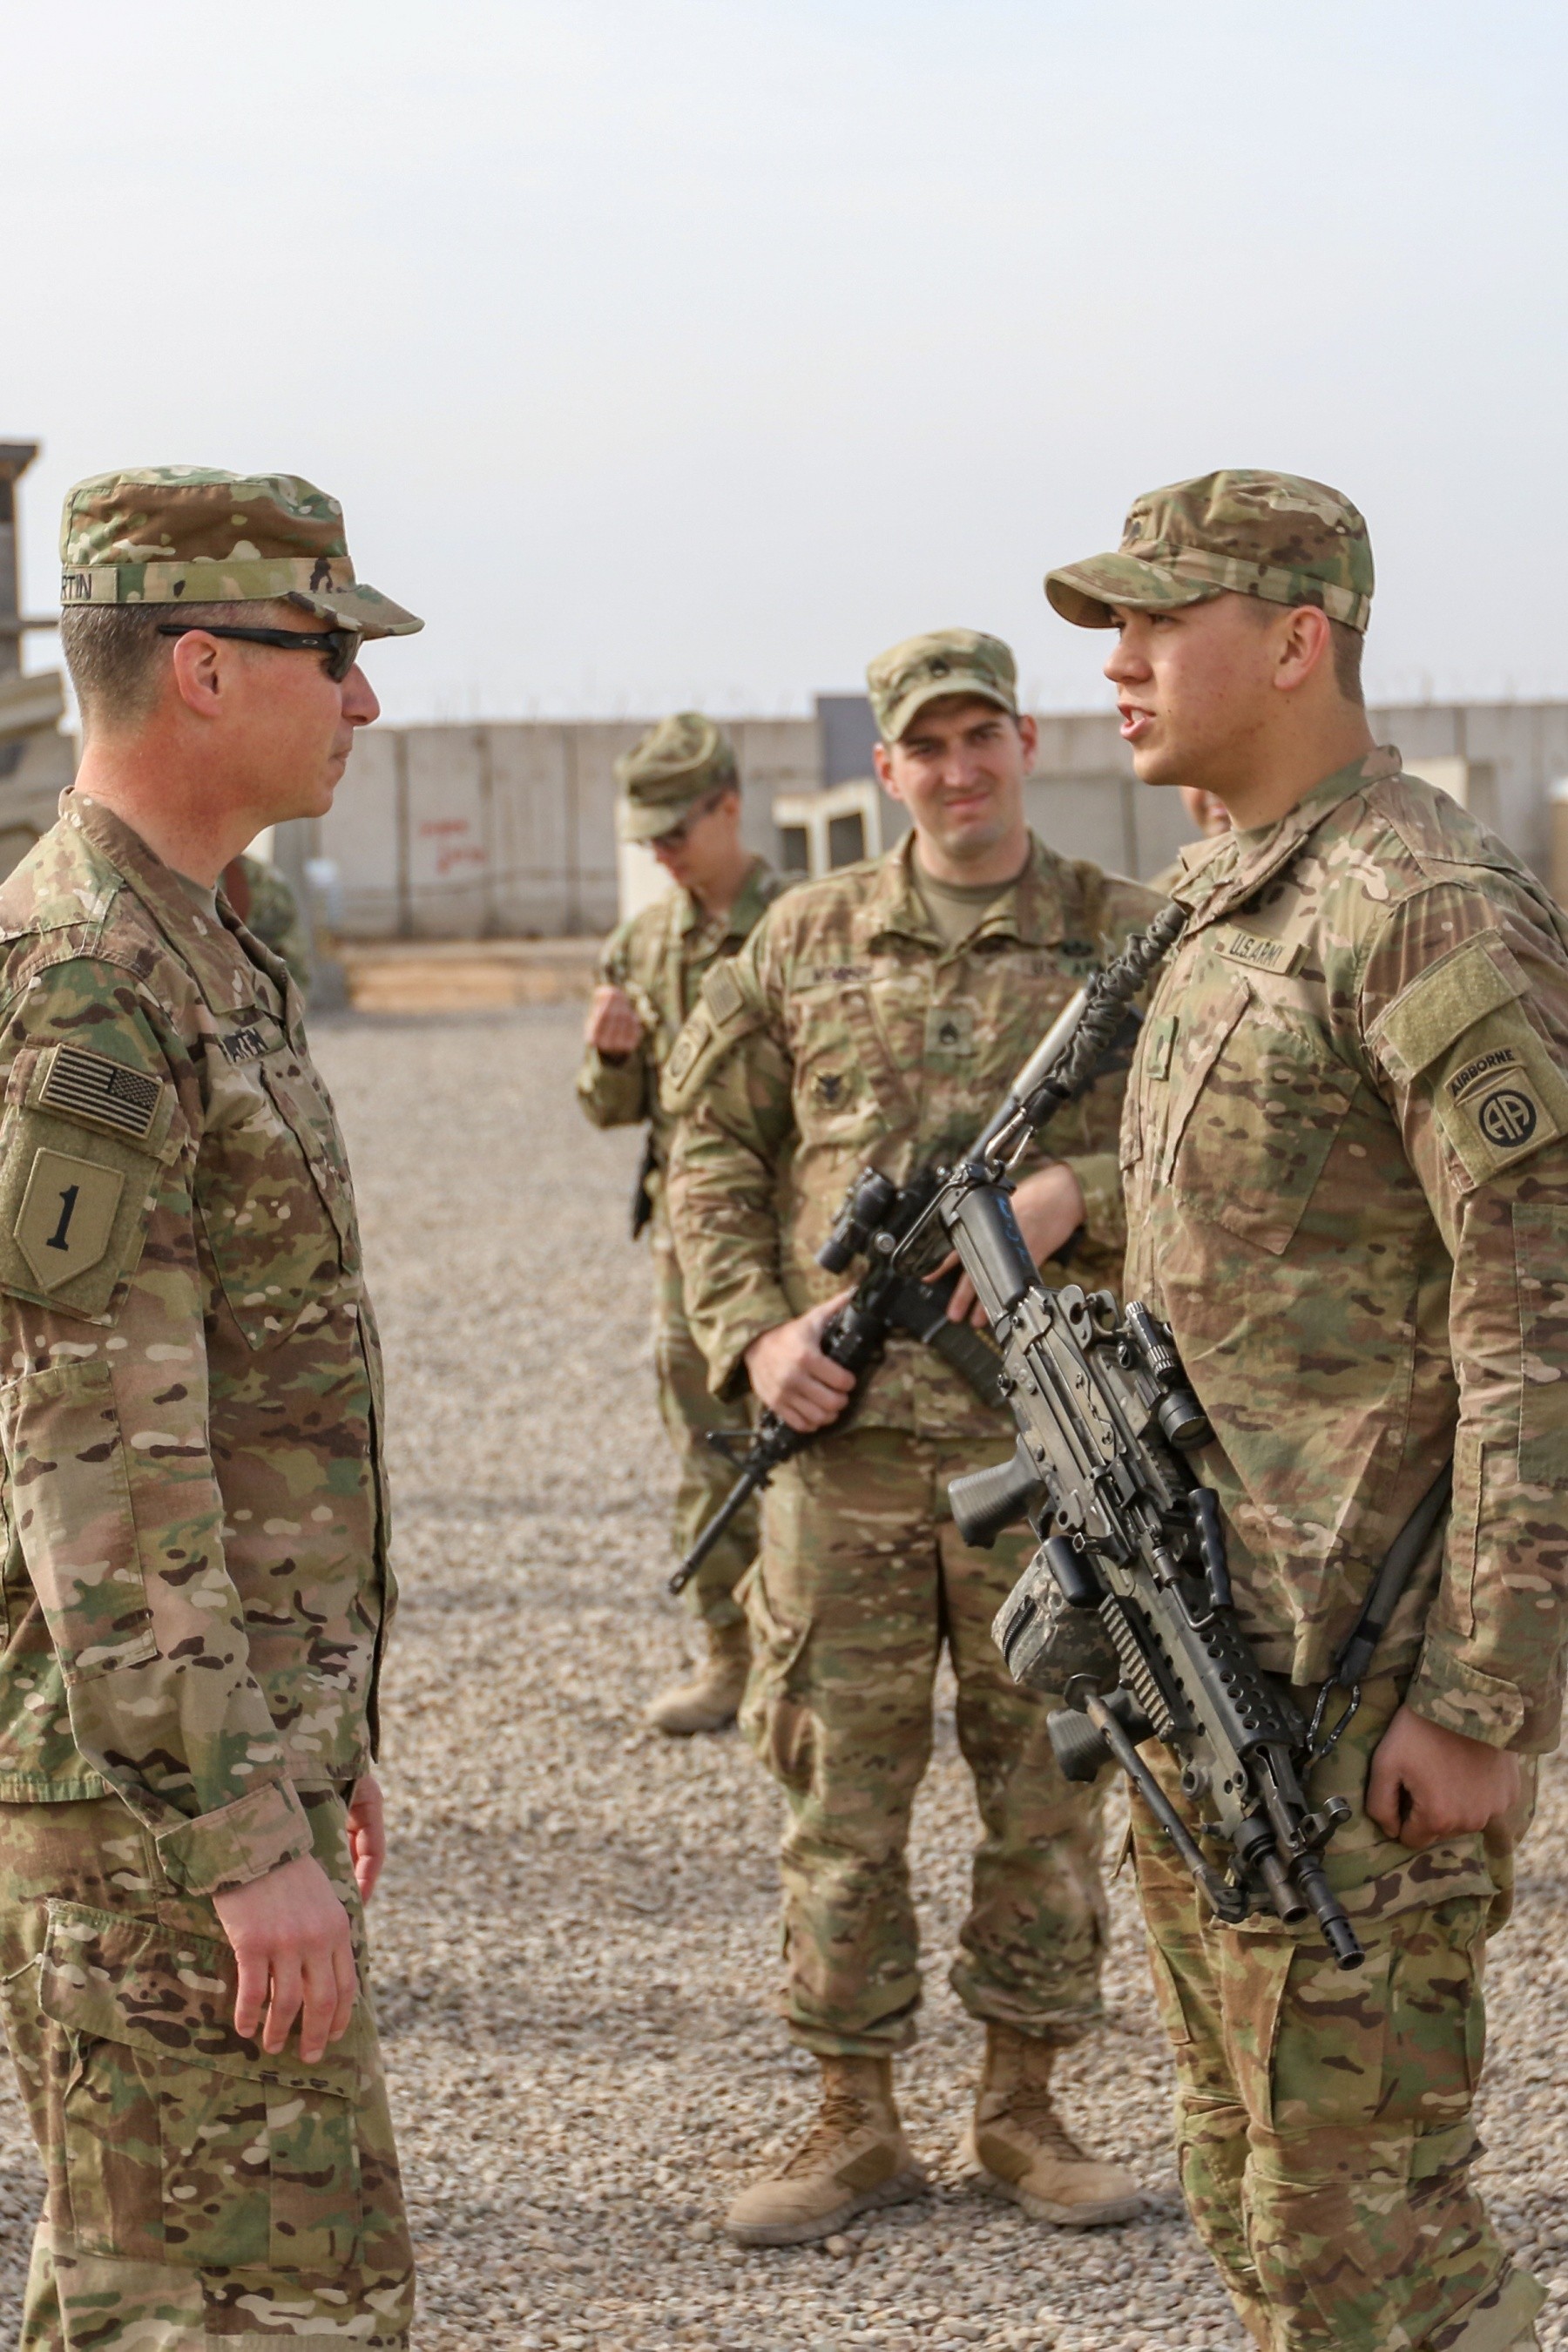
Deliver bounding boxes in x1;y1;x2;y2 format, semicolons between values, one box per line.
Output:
665;628;1159;2244
0;466;417;2348
578;713;786;1733
1046;468;1564;2352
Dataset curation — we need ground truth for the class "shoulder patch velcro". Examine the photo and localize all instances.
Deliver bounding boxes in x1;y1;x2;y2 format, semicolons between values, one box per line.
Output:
701;962;745;1027
37;1044;163;1141
1373;929;1524;1082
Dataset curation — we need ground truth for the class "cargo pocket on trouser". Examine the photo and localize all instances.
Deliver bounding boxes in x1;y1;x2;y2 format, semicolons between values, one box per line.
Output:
736;1560;813;1795
39;1897;363;2274
1240;1898;1504;2352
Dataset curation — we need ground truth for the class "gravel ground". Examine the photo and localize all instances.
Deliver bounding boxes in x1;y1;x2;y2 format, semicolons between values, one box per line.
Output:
0;1000;1564;2352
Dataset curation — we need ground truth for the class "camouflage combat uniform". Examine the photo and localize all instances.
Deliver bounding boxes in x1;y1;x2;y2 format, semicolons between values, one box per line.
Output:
0;792;411;2349
0;461;423;2351
1119;749;1564;2352
666;829;1162;2055
1043;468;1563;2352
224;854;313;1000
578;855;785;1625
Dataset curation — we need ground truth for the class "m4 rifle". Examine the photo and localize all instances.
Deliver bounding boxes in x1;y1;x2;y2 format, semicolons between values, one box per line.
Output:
667;979;1139;1596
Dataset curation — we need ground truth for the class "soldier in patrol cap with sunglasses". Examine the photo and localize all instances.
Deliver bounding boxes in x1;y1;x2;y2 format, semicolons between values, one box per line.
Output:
578;713;787;1734
0;467;418;2349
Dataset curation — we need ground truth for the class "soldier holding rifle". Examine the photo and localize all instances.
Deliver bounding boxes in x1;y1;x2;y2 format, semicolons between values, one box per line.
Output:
665;629;1159;2245
1044;470;1565;2352
577;713;785;1734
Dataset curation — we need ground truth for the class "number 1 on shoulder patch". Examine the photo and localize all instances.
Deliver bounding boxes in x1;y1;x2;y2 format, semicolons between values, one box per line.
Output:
14;1150;124;1290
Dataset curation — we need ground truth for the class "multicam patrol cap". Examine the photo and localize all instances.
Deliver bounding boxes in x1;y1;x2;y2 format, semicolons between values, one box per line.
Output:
866;628;1018;743
1044;470;1373;634
615;712;739;842
59;467;422;637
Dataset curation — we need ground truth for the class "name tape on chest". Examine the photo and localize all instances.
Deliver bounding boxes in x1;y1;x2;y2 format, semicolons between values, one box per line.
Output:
1213;928;1301;977
220;1024;269;1065
37;1044;163;1142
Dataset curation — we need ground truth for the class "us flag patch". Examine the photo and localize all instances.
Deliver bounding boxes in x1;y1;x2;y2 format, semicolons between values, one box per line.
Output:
38;1044;163;1141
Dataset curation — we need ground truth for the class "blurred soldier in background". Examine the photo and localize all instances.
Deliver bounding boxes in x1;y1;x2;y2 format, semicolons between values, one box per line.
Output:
665;630;1158;2247
222;848;313;997
0;466;417;2349
577;713;786;1733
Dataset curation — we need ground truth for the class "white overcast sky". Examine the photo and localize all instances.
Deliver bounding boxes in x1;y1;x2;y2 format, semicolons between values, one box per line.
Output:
5;1;1565;725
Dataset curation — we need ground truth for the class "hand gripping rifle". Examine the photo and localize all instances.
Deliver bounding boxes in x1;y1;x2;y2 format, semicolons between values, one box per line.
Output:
902;905;1383;1971
667;979;1141;1597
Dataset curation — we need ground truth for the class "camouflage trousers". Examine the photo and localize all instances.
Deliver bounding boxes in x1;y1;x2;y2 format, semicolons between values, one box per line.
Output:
1132;1674;1544;2352
743;1425;1109;2058
651;1219;755;1630
0;1787;414;2351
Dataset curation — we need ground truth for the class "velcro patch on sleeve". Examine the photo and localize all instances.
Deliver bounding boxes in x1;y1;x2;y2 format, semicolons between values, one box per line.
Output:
0;1108;166;1319
701;961;745;1027
34;1044;165;1144
1374;929;1525;1082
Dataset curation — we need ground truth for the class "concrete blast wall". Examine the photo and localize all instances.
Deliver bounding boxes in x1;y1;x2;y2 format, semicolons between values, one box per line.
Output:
295;696;1568;940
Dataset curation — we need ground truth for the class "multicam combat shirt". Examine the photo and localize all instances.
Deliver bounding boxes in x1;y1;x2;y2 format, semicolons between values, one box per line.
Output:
575;855;785;1208
665;832;1163;1438
0;794;389;1893
1126;747;1568;1752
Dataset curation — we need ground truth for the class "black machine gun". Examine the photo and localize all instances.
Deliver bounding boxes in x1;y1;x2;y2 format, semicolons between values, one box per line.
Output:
667;980;1139;1597
898;904;1442;1973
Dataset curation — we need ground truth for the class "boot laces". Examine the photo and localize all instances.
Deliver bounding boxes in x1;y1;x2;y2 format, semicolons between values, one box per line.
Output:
997;2083;1085;2160
780;2089;876;2177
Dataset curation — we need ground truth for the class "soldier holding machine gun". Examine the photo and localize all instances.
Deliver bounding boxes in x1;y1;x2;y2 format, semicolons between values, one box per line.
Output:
1022;470;1565;2352
664;627;1162;2246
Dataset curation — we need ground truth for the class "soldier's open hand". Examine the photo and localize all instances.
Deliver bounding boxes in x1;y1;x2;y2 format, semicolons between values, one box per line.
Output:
745;1291;857;1431
1366;1703;1522;1850
214;1852;359;2063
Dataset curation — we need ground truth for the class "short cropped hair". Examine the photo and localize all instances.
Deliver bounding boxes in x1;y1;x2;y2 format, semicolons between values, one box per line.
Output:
61;599;294;731
1329;618;1365;706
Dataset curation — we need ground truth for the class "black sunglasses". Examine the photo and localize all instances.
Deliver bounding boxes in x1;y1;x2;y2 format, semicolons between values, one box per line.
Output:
156;620;364;683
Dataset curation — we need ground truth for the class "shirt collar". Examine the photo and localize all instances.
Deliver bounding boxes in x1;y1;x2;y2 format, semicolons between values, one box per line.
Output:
677;855;774;943
64;791;282;1023
858;829;1068;953
1172;745;1402;929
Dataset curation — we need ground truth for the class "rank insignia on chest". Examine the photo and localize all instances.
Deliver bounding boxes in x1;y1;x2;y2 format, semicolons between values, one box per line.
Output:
37;1044;163;1141
1213;928;1301;976
924;1004;977;1059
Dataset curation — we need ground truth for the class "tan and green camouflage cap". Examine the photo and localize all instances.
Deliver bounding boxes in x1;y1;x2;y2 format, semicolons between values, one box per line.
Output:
1045;470;1373;633
59;467;422;638
615;712;739;842
867;628;1018;742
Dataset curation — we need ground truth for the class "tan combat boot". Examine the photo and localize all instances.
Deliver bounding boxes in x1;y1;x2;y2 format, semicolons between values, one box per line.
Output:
725;2056;927;2247
645;1619;750;1735
961;2023;1144;2227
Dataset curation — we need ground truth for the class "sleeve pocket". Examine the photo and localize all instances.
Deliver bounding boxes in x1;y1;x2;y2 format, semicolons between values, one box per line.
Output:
1514;1202;1568;1484
37;1898;365;2274
0;1360;157;1680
